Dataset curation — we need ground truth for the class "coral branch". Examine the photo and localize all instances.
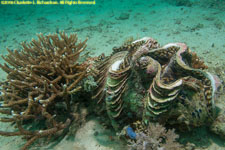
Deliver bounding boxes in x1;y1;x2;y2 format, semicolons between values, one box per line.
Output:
0;32;88;150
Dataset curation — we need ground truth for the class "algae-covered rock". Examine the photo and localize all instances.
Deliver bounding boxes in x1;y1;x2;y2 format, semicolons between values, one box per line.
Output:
210;114;225;139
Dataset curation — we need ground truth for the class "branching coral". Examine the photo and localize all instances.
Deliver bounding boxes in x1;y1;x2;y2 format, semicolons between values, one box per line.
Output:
0;32;88;150
129;123;182;150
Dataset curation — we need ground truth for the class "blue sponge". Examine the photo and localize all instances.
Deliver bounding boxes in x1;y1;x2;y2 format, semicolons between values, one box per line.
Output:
126;126;136;139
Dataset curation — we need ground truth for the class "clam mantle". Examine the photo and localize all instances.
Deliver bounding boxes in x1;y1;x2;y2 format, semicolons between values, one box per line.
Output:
92;37;223;135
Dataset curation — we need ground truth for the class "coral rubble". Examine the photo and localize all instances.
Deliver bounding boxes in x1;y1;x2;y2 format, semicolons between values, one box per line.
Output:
0;32;88;150
128;123;182;150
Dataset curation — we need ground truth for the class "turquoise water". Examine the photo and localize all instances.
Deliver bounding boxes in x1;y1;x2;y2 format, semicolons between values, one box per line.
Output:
0;0;224;150
0;0;224;57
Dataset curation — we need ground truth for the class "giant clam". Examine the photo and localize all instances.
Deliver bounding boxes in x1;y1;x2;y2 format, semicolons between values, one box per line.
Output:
91;37;222;134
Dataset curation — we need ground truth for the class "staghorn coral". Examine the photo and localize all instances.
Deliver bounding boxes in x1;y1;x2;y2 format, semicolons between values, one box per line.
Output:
68;103;88;136
0;32;88;150
129;123;182;150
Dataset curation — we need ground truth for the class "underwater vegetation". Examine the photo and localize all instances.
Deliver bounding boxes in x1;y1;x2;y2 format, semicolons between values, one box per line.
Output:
0;32;224;150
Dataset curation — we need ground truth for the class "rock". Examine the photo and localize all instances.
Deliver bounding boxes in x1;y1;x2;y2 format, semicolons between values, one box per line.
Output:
210;108;225;140
175;0;192;7
94;131;99;136
214;19;225;30
116;13;130;20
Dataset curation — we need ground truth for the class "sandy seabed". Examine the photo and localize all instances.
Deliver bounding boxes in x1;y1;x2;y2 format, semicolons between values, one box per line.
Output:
0;1;224;149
